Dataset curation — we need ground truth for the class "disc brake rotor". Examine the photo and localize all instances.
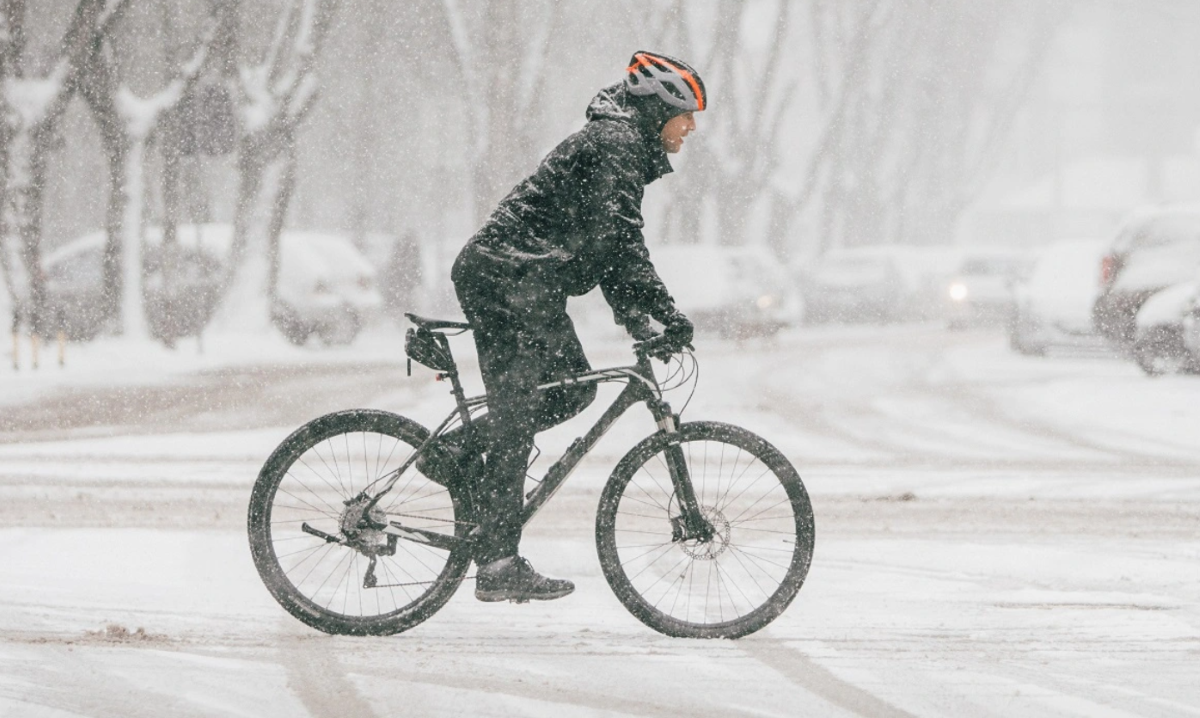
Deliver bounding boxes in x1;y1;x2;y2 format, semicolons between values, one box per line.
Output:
680;506;731;560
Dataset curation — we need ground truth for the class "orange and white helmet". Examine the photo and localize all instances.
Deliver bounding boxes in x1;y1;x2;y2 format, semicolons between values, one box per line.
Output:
624;51;707;112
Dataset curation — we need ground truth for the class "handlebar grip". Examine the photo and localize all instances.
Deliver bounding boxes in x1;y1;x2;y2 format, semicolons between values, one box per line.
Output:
633;335;672;355
634;334;693;359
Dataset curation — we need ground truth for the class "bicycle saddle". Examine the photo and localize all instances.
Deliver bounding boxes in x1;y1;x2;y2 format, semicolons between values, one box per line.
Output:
405;313;472;331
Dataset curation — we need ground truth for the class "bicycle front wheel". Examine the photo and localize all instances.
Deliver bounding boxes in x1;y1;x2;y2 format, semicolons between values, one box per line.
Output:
248;409;472;635
596;422;814;638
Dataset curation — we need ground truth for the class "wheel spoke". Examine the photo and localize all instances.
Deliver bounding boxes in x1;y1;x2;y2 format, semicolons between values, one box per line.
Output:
602;427;812;637
250;414;468;633
311;442;349;498
618;540;676;568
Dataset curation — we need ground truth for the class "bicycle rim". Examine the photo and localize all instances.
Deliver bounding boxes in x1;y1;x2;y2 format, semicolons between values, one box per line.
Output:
249;410;470;635
598;422;814;638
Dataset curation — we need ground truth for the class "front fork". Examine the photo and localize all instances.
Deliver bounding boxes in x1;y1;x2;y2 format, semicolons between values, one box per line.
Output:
648;398;714;543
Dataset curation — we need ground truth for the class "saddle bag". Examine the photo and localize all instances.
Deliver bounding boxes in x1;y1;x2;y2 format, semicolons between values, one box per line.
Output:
405;327;455;372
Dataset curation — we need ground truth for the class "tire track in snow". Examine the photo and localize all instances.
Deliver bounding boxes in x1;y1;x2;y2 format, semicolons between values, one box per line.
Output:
910;332;1200;465
0;362;410;443
278;636;379;718
756;328;1198;468
741;639;921;718
733;328;1033;462
346;661;786;718
0;643;210;718
941;380;1200;466
836;335;1119;462
909;332;1200;464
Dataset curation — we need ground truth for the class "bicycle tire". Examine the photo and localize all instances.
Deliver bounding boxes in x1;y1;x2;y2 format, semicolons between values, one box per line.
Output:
248;409;473;635
596;421;814;638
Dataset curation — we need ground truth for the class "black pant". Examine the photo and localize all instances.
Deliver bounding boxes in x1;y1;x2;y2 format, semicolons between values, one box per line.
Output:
452;248;597;564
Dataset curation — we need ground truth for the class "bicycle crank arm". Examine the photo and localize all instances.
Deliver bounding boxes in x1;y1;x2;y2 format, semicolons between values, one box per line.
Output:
385;521;463;552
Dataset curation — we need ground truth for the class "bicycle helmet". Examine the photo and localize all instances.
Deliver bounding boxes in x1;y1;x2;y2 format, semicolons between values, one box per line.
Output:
624;51;707;112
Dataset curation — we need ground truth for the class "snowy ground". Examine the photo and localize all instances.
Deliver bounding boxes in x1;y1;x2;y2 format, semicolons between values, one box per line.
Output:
1;321;1198;717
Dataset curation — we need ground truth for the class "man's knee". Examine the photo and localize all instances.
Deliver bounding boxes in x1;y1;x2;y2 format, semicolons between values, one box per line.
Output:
574;382;598;413
557;382;597;420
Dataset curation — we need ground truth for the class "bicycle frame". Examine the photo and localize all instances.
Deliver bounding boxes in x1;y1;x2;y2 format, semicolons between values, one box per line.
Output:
358;346;711;551
507;355;669;526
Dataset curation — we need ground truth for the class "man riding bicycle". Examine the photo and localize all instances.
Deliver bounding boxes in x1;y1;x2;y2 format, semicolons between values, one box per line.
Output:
423;51;707;603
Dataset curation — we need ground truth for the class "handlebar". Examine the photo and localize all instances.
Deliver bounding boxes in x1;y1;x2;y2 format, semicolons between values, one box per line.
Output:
633;334;693;361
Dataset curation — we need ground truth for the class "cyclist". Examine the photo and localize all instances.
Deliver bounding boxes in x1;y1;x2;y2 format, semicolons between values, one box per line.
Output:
424;51;706;603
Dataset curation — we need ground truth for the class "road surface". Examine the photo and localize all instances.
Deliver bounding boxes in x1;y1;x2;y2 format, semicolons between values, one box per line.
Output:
1;324;1197;717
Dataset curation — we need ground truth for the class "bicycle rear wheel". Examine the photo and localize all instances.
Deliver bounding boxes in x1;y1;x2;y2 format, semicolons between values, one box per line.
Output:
248;409;472;635
596;422;814;638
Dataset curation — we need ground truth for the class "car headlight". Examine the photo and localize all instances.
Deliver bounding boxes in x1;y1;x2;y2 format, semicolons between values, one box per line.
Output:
756;294;776;310
948;282;968;302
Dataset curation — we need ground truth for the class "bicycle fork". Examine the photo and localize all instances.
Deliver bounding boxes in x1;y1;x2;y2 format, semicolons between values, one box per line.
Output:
649;399;714;544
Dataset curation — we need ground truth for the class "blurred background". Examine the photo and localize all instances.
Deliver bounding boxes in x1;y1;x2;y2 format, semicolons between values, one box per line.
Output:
4;0;1200;368
6;5;1200;711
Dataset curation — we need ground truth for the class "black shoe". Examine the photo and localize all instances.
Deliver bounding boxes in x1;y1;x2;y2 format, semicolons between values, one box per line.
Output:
475;556;575;603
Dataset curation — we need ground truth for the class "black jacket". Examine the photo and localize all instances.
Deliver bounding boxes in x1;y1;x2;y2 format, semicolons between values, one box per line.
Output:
457;83;682;334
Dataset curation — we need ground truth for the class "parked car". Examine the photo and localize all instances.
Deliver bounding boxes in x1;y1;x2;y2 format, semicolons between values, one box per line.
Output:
798;245;961;324
1129;280;1200;376
1008;238;1109;355
944;250;1032;329
42;232;114;341
1093;204;1200;345
43;227;223;343
801;248;909;323
651;244;801;338
1184;288;1200;362
900;246;965;320
271;231;382;346
142;225;226;344
42;225;381;346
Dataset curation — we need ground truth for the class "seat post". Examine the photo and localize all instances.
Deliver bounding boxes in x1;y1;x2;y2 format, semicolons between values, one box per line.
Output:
445;369;473;427
428;331;473;428
406;313;476;429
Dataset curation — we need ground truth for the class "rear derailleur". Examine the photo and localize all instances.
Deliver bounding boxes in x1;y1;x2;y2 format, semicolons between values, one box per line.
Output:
301;493;396;588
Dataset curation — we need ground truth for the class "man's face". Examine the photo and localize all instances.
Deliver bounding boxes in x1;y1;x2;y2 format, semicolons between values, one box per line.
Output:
660;112;696;154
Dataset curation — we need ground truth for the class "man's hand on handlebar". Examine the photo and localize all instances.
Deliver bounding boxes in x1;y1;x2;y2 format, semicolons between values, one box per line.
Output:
632;313;695;362
629;318;659;343
663;313;694;347
634;334;691;362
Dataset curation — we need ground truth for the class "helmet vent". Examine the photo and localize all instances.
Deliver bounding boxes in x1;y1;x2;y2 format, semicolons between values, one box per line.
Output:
623;50;706;112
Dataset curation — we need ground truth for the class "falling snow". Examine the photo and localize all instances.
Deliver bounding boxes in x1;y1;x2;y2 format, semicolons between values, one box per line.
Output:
2;1;1200;716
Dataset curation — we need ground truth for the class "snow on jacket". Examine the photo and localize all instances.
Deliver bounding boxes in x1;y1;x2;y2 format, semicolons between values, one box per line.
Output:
457;83;683;334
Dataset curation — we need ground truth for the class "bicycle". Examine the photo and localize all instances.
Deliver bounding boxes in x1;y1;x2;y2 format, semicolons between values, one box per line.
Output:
247;313;815;639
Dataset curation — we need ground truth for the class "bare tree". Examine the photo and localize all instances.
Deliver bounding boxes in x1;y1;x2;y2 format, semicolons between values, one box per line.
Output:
430;0;564;223
213;0;339;332
0;0;125;335
795;0;1071;255
642;0;805;254
630;0;1066;260
79;0;222;338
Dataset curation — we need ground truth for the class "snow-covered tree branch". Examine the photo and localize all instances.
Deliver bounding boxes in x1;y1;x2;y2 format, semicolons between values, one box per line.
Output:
431;0;563;224
79;2;221;339
215;0;339;334
0;0;128;336
792;0;1071;256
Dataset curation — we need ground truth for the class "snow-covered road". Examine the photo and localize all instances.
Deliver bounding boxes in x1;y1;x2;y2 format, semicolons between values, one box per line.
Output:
1;325;1198;717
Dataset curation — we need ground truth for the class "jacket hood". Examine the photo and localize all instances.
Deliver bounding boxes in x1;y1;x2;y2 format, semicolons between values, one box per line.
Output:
585;83;676;180
586;83;684;137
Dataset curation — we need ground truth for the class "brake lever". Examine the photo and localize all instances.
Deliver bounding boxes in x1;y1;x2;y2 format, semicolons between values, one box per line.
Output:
634;335;696;363
655;343;696;363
